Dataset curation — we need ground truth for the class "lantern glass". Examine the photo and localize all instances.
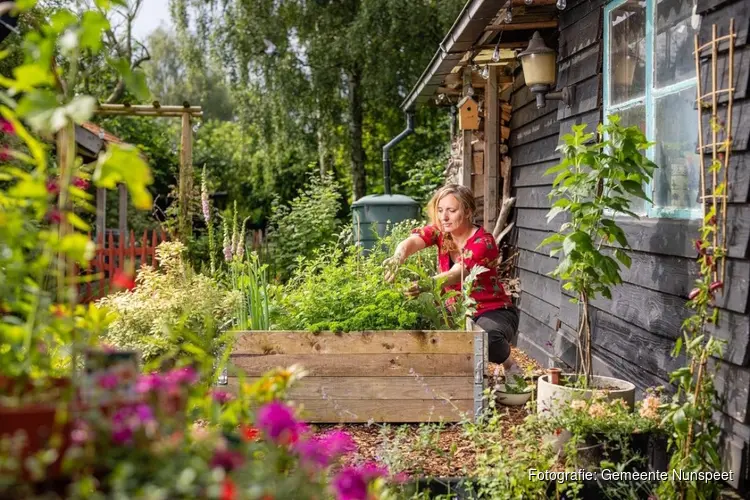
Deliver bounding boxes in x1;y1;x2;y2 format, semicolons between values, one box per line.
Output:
519;52;557;86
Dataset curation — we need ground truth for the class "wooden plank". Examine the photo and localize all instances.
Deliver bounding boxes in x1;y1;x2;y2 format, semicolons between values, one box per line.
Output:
518;269;560;307
616;210;750;259
700;45;750;103
568;282;750;366
511;135;560;166
230;353;473;377
591;309;685;382
518;292;559;332
472;151;484;174
74;125;104;157
461;71;473;188
558;7;602;60
713;360;750;423
510;84;535;111
510;97;553;130
118;184;127;243
511;160;559;187
557;74;601;121
293;398;474;423
608;249;750;314
699;1;749;49
700;99;750;152
509;109;559;148
514;185;553;209
516;208;556;232
516;332;553;368
225;376;472;400
559;0;606;31
590;341;671;394
558;293;579;330
556;42;602;89
232;331;475;355
95;188;106;238
516;228;553;254
558;109;601;143
484;65;499;232
517;248;558;276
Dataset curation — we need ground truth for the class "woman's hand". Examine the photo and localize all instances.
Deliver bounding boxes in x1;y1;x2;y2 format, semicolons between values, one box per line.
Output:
404;277;434;299
383;250;404;283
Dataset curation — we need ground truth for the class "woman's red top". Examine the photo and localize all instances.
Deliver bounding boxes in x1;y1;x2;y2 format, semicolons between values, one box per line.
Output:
411;224;512;316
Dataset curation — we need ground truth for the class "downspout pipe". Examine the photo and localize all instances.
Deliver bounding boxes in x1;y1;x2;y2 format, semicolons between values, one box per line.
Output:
382;111;415;196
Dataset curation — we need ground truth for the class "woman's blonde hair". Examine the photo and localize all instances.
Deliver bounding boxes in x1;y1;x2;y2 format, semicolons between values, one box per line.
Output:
427;184;476;254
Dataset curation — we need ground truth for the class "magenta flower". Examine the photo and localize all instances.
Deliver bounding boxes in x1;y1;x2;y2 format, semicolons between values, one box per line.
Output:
112;427;133;445
332;463;389;500
0;119;14;134
97;372;119;390
256;401;307;445
73;177;90;190
165;366;199;387
296;431;355;467
46;178;60;195
135;373;163;394
201;167;211;223
134;403;154;423
211;389;234;404
0;147;9;161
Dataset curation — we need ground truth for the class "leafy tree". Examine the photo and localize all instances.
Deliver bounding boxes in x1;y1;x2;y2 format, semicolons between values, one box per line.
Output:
171;0;463;202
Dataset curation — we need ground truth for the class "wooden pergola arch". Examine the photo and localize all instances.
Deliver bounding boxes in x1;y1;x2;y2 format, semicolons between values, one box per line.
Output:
90;101;203;241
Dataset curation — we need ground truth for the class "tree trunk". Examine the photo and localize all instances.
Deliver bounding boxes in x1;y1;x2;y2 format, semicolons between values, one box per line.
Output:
348;65;365;200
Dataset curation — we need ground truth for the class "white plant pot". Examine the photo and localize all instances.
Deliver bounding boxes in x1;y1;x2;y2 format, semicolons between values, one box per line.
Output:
494;384;532;406
536;373;635;416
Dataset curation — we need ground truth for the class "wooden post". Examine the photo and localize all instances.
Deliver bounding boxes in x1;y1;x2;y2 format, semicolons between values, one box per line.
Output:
179;112;193;239
57;123;76;302
461;69;473;188
483;66;499;231
118;183;128;245
96;187;106;238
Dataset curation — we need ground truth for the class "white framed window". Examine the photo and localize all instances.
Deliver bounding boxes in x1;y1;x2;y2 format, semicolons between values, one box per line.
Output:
603;0;701;219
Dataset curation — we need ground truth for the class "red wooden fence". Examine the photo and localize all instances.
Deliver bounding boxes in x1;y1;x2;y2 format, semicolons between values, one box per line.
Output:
78;229;168;303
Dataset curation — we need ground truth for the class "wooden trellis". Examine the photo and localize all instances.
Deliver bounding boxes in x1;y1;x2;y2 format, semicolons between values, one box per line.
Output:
693;19;736;285
92;102;203;240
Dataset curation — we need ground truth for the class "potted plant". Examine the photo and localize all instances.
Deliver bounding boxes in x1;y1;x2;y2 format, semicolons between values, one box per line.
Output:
494;374;533;407
537;116;657;413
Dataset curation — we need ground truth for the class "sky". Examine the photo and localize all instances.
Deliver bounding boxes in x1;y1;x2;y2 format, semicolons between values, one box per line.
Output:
131;1;172;42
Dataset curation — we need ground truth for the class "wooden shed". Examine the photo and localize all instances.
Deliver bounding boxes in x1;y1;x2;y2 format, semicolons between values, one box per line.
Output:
402;0;750;492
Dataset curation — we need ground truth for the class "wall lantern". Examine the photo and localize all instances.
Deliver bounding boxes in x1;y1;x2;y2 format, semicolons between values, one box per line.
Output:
517;31;575;109
613;50;638;88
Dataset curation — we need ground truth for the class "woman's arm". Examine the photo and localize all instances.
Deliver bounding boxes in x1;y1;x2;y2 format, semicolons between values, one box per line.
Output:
433;262;466;287
393;234;427;263
384;234;427;282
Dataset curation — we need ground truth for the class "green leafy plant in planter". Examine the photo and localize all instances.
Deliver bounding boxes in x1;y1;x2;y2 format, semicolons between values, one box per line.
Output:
538;116;657;385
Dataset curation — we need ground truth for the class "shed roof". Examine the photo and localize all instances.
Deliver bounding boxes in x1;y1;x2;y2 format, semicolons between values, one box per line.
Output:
400;0;560;111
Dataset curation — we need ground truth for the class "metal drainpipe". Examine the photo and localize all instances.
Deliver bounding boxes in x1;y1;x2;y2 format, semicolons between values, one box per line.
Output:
382;111;415;196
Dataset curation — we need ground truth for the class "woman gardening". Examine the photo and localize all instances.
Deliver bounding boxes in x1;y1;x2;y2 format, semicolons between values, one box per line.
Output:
384;184;521;375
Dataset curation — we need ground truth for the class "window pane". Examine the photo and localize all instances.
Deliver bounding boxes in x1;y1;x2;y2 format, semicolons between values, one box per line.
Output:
653;88;700;213
609;1;646;105
613;105;647;215
654;0;696;88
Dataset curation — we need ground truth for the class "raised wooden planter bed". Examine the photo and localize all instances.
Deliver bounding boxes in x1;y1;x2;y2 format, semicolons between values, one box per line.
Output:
227;330;488;423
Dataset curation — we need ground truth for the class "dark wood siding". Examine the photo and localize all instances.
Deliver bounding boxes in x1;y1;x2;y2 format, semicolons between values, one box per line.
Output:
510;0;750;491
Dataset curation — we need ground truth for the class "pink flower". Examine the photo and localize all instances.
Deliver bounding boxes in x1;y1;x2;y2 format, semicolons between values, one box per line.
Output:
256;401;307;445
688;288;701;300
165;366;199;387
111;403;155;445
46;178;60;195
112;427;133;445
73;177;90;190
0;147;9;161
70;420;91;446
47;209;62;224
136;373;163;394
0;119;14;134
709;281;724;293
97;372;119;390
211;390;234;404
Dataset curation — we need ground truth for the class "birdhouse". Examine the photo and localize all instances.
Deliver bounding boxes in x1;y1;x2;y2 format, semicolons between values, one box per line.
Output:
458;96;479;130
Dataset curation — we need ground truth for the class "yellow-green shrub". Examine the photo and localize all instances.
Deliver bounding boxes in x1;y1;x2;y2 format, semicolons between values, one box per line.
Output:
98;241;237;362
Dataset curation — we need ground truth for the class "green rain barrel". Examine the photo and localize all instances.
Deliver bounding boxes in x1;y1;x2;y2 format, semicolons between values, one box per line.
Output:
351;194;421;250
